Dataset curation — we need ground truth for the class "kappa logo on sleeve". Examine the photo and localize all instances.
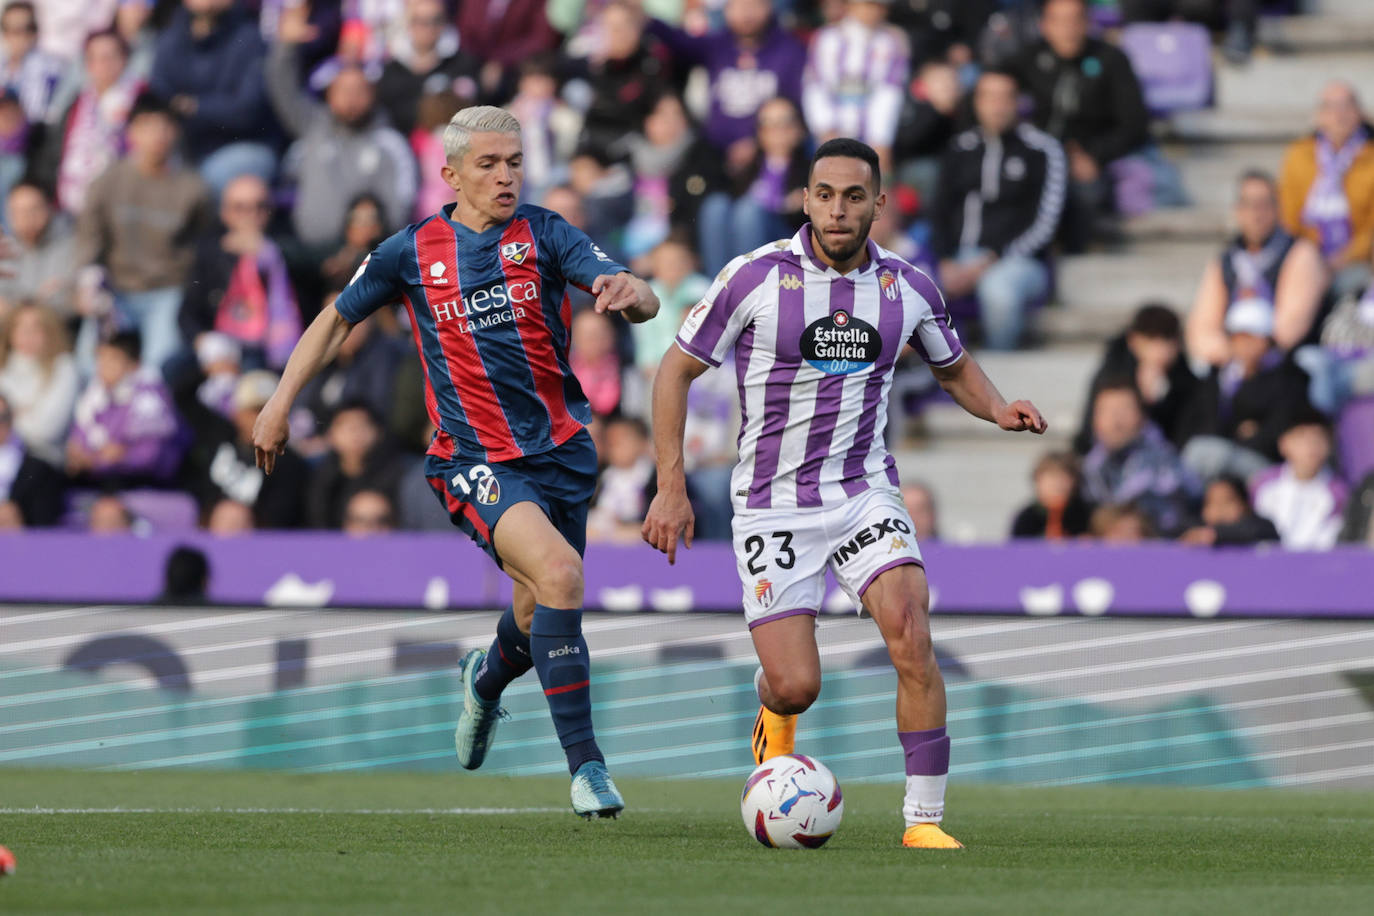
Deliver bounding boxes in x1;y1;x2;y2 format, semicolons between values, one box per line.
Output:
590;243;611;262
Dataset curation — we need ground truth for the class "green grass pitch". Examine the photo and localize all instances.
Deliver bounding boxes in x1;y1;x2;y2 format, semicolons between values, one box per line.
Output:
1;768;1372;915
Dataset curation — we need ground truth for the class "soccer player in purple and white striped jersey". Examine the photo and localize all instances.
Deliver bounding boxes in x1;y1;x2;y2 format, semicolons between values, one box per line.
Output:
644;138;1047;850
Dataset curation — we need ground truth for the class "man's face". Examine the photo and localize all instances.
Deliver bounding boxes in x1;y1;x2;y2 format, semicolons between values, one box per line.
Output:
1280;424;1331;480
328;68;375;128
220;176;271;234
127;111;178;164
1092;388;1144;453
724;0;771;40
1041;0;1088;59
85;34;128;92
7;186;49;246
183;0;232;16
600;4;643;61
644;95;688;148
803;155;884;265
1202;481;1246;527
1234;177;1278;244
343;491;394;536
974;73;1018;136
1126;333;1180;372
407;0;446;55
847;0;887;28
95;345;137;389
327;408;380;465
0;5;37;61
1316;82;1361;146
756;98;803;158
445;131;523;226
542;187;585;228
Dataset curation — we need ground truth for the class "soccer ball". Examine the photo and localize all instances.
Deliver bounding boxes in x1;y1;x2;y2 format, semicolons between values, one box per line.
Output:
740;754;844;849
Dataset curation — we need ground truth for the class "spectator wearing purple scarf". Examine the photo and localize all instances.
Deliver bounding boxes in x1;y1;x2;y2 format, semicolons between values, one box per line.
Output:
1279;81;1374;300
67;331;185;485
645;0;805;164
179;174;303;373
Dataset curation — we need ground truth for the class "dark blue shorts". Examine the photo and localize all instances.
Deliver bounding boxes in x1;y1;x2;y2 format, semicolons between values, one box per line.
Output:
423;429;598;566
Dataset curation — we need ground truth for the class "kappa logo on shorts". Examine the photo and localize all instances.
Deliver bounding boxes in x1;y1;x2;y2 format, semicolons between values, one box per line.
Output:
755;578;775;609
475;475;501;506
500;241;531;265
888;535;909;554
831;517;913;566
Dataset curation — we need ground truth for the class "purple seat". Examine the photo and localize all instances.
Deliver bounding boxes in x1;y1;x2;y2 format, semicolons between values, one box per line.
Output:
119;490;200;532
62;488;201;533
1337;396;1374;485
1120;22;1214;117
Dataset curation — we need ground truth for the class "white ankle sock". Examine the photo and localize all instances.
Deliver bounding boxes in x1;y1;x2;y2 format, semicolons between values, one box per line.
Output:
902;774;947;826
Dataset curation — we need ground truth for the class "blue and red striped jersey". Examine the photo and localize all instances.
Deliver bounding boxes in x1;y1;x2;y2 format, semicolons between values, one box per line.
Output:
333;203;628;463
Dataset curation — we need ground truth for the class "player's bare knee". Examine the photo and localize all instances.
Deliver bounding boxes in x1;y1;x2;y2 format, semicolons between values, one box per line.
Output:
534;553;584;608
770;674;820;715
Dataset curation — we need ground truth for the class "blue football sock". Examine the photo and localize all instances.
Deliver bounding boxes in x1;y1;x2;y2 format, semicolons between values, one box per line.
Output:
529;604;603;774
473;606;532;702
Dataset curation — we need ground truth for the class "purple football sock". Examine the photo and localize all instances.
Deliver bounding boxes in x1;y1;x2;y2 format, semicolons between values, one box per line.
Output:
899;726;950;776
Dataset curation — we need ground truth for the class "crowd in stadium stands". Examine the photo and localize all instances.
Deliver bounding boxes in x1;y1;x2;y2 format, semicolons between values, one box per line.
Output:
0;0;1370;552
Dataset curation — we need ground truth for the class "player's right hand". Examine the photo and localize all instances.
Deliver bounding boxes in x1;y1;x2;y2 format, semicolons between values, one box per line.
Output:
642;487;695;565
252;402;290;475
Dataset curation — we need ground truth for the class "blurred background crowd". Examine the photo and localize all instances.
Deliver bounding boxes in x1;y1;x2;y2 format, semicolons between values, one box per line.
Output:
0;0;1371;552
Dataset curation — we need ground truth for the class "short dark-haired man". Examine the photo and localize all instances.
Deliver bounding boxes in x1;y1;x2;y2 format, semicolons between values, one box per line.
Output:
647;136;1047;849
1011;0;1150;251
930;67;1066;350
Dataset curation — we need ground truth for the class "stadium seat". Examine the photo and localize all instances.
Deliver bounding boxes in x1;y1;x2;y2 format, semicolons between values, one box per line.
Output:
1119;22;1214;117
1337;396;1374;485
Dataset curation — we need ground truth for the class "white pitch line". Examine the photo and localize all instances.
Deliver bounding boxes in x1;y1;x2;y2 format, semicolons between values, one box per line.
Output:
0;806;582;815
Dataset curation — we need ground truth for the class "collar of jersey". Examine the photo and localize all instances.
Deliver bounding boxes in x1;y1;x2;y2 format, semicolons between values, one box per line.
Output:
440;202;515;239
792;224;882;277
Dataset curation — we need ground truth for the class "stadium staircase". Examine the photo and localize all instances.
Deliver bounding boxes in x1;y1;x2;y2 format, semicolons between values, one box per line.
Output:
893;1;1374;542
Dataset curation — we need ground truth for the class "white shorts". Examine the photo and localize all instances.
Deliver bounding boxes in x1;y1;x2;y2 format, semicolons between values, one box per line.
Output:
731;486;925;629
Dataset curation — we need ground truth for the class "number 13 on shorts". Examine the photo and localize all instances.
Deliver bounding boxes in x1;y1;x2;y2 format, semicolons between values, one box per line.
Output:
452;464;501;506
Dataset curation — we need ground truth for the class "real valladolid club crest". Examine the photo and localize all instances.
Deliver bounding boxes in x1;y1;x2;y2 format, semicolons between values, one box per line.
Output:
501;241;531;265
878;270;898;301
755;578;774;609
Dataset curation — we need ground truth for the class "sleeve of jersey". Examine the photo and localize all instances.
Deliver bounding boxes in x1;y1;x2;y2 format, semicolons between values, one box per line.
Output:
674;258;761;368
333;233;406;324
902;265;965;368
546;213;630;291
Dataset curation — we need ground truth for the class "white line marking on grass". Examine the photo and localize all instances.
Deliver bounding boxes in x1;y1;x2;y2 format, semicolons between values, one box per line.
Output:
0;806;579;815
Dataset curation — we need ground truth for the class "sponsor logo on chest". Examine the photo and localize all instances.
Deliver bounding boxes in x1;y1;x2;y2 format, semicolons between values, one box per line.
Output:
800;308;883;376
429;277;539;334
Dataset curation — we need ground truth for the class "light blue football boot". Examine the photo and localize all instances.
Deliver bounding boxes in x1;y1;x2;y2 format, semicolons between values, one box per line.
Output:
454;649;505;770
570;760;625;819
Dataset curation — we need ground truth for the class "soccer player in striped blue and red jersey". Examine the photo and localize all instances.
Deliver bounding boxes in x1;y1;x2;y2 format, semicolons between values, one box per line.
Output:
252;107;659;818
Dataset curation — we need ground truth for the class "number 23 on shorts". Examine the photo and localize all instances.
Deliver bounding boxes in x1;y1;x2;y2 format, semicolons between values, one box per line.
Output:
744;531;796;575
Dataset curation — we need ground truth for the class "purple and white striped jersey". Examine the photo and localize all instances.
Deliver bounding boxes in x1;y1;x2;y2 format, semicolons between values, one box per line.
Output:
802;18;910;149
675;225;963;512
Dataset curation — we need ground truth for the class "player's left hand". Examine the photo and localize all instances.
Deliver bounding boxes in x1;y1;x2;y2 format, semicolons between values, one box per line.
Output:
994;400;1048;434
593;273;658;322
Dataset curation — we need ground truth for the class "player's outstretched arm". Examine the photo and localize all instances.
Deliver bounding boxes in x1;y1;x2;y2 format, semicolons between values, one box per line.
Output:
930;352;1048;434
642;344;710;564
593;272;660;324
252;303;355;473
